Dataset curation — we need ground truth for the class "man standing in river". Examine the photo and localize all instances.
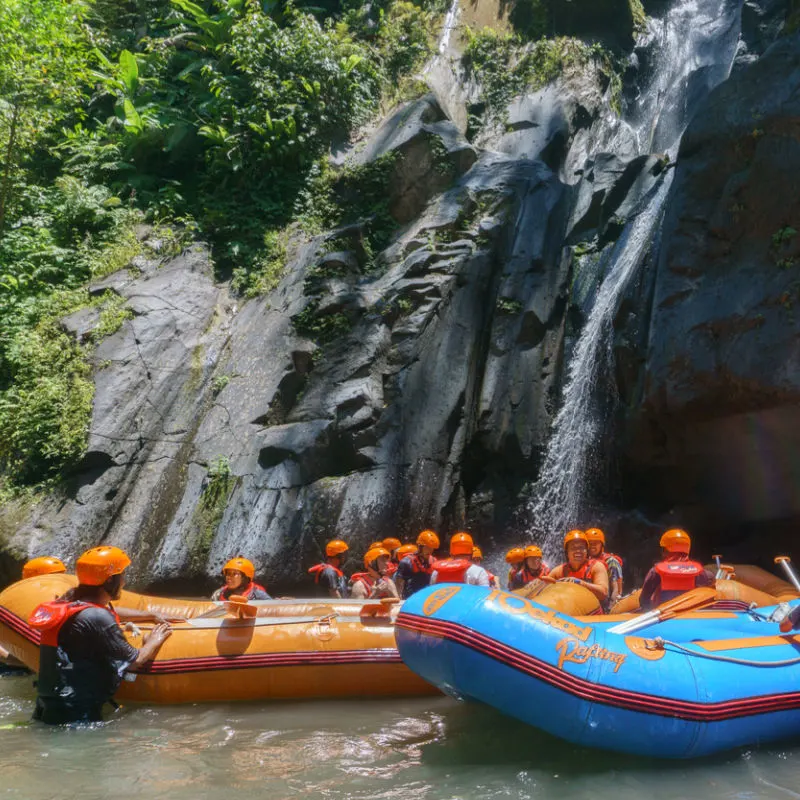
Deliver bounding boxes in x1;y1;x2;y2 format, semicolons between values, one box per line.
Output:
28;546;172;724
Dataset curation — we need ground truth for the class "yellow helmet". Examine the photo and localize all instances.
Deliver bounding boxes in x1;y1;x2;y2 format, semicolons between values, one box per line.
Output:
524;545;542;559
223;557;255;580
22;556;66;580
585;528;605;545
325;539;349;557
75;546;131;586
660;528;691;554
416;530;440;549
505;547;525;565
450;532;473;556
364;546;391;569
472;546;483;560
563;530;588;550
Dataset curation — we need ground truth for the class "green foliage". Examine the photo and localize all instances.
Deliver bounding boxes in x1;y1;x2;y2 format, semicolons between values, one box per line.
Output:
188;454;234;572
464;28;621;123
629;0;647;34
772;226;797;246
375;1;434;85
496;297;523;315
211;373;230;394
94;293;134;339
293;301;352;344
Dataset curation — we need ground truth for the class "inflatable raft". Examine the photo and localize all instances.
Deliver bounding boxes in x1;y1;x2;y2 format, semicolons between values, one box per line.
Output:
396;580;800;758
0;574;436;703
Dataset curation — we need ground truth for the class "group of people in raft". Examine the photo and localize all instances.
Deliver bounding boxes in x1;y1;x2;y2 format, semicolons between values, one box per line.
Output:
11;526;800;726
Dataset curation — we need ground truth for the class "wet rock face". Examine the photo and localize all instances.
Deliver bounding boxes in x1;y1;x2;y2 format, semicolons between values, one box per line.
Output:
619;33;800;534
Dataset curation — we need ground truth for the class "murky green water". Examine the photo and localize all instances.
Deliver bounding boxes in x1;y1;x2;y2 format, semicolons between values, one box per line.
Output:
2;672;800;799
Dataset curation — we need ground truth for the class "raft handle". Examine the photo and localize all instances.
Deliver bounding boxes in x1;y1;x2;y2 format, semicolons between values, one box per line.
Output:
652;636;800;667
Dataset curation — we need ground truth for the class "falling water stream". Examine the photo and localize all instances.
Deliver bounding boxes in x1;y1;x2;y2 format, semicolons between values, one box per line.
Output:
527;0;745;552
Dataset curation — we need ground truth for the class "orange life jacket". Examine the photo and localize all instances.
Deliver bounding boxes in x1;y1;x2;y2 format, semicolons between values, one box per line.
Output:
29;600;120;647
653;560;705;604
215;581;268;601
432;557;471;584
308;563;344;583
385;561;398;576
406;554;434;575
516;563;551;586
349;572;374;594
556;559;597;581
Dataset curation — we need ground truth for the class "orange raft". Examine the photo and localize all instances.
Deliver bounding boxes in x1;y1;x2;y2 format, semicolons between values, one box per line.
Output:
0;574;437;703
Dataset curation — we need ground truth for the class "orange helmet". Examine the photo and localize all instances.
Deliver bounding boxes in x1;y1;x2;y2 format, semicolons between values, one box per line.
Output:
75;546;131;586
472;546;483;560
22;556;66;580
325;539;349;557
416;530;440;550
382;537;402;552
524;545;542;559
223;557;255;580
563;530;588;550
368;541;383;550
505;547;525;565
660;528;691;554
450;532;473;556
585;528;605;545
364;546;391;569
396;544;419;559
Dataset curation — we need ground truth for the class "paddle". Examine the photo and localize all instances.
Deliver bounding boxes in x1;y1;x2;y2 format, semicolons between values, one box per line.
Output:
190;595;259;621
608;586;718;635
775;556;800;592
360;597;399;624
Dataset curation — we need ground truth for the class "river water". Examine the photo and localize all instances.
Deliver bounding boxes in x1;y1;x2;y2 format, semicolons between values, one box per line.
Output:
3;672;800;799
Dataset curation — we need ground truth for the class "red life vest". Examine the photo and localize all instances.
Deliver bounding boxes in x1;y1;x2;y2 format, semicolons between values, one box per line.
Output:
29;600;120;647
653;560;705;604
349;572;375;594
385;561;398;576
216;581;267;601
557;559;598;581
432;557;471;584
517;563;551;586
308;563;344;583
598;551;623;571
406;554;433;575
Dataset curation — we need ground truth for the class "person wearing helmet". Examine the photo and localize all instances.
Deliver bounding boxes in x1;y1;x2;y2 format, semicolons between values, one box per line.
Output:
308;540;349;598
395;543;419;561
22;556;67;580
395;530;439;599
544;530;609;605
212;557;270;601
509;545;550;590
28;546;172;725
505;547;526;591
639;529;713;610
382;537;402;576
585;528;624;607
471;546;499;588
431;533;490;586
349;547;399;600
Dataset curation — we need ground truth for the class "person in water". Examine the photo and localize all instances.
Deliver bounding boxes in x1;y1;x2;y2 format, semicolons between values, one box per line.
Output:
381;537;402;576
212;557;271;601
472;546;498;588
543;530;609;606
638;529;714;610
505;547;525;591
395;530;439;599
585;528;624;607
509;545;550;590
430;533;490;586
22;556;67;579
28;546;172;725
349;546;399;599
308;540;349;598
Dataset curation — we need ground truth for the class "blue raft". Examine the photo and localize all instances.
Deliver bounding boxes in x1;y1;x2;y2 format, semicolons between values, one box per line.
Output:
395;584;800;758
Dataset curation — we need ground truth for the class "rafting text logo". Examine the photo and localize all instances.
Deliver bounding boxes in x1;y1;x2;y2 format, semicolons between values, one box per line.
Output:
485;590;592;642
555;637;627;673
423;586;462;616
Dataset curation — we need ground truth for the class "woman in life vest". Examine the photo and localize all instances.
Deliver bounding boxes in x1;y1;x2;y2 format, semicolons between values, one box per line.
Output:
22;556;66;580
28;546;172;725
471;546;498;588
505;547;525;591
212;557;271;601
349;546;400;599
509;545;550;590
395;530;440;599
430;533;490;586
382;537;402;576
639;529;714;610
543;530;609;606
308;540;349;598
585;528;624;606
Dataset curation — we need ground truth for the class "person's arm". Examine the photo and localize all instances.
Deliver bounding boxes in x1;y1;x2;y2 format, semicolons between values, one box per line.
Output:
606;558;623;603
395;561;410;598
639;569;658;610
350;581;367;600
541;565;562;584
322;568;342;599
376;577;399;599
130;623;172;671
580;562;609;603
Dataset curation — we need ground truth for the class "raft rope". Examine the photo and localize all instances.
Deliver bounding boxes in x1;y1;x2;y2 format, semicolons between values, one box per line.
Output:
650;637;800;667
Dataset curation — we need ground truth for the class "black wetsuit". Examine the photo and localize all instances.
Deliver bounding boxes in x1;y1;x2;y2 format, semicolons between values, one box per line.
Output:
34;605;138;725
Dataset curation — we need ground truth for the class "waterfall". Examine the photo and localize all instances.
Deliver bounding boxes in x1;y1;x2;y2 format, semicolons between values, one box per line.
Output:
525;0;744;555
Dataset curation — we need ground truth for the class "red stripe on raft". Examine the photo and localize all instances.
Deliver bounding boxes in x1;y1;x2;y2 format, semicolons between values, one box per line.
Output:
395;612;800;722
0;606;40;644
